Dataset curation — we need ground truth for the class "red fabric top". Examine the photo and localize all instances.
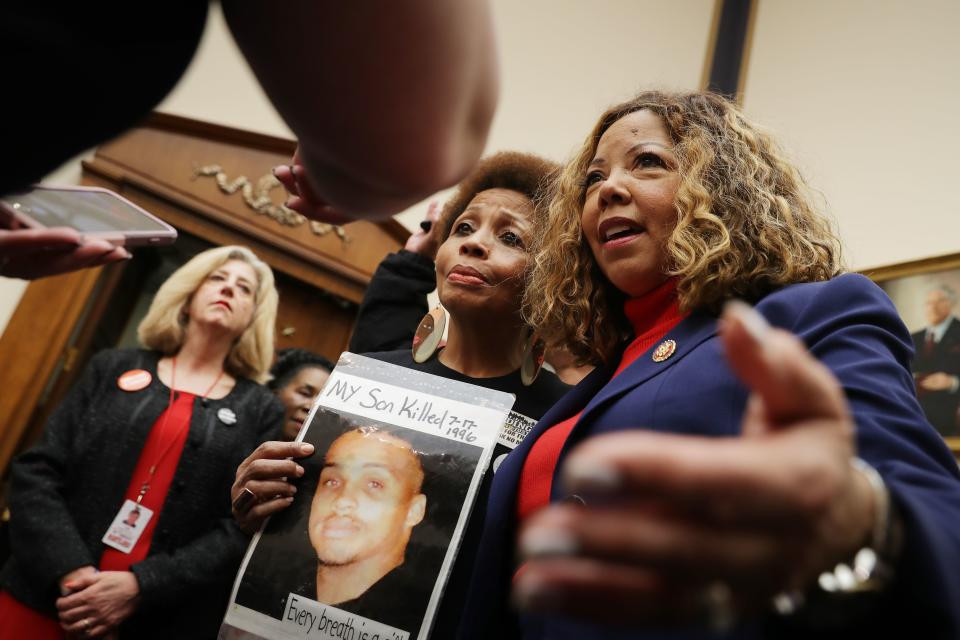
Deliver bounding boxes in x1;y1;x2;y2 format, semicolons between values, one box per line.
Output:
100;391;196;571
0;591;64;639
0;392;196;635
516;279;685;522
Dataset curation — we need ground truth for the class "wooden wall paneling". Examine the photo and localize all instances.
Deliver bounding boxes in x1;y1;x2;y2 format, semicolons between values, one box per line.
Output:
85;117;408;293
0;267;105;475
273;273;357;362
82;168;368;304
13;261;130;460
0;113;407;484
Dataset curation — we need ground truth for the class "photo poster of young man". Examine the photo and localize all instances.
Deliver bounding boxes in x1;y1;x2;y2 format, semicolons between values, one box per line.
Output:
220;353;514;640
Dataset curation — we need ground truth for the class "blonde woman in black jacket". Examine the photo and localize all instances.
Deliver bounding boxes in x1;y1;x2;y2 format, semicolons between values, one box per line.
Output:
0;246;283;639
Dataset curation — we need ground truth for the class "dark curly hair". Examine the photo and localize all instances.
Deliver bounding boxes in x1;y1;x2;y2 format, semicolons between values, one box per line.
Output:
268;348;334;391
438;151;559;239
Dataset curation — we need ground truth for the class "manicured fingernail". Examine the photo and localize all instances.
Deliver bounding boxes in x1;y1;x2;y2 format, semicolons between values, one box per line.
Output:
512;572;562;612
723;299;771;344
300;443;314;455
520;527;578;559
285;496;295;503
295;465;304;476
289;486;297;494
119;248;132;259
562;457;621;493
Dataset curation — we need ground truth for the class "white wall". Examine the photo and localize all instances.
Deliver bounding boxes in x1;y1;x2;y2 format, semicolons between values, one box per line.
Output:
158;1;713;227
742;0;960;271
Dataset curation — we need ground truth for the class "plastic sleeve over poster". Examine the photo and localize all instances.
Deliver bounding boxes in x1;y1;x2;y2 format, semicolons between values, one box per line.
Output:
219;353;515;640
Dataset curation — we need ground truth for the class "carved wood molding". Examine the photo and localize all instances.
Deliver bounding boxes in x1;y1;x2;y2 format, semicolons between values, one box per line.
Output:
83;115;410;293
190;164;350;242
81;160;369;302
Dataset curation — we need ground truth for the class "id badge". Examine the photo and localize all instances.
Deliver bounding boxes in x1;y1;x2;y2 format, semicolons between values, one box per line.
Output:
101;500;153;553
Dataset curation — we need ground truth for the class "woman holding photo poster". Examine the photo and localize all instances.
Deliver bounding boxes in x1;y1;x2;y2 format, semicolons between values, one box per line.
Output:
0;246;283;640
231;151;571;637
461;91;960;639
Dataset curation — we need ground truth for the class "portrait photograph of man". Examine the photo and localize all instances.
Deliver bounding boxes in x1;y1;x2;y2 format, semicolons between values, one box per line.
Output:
880;271;960;444
308;426;427;609
911;285;960;437
233;409;483;636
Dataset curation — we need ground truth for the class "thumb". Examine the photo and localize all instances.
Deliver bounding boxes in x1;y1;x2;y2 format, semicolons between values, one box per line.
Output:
63;572;99;593
720;300;847;429
425;200;441;222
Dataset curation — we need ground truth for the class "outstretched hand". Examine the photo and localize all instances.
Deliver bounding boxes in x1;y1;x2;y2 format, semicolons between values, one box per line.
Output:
513;301;876;626
0;227;129;280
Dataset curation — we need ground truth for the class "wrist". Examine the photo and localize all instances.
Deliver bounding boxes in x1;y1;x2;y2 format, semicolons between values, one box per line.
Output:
772;458;902;625
818;458;899;592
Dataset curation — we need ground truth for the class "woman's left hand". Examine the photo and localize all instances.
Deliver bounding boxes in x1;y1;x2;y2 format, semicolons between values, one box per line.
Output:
514;302;878;626
273;148;352;225
56;571;140;637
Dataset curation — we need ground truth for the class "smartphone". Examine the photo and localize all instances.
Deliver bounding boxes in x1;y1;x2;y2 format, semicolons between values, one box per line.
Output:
0;185;177;247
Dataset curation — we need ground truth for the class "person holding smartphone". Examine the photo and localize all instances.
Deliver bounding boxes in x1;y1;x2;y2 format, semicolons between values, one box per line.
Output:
1;2;498;280
0;227;130;281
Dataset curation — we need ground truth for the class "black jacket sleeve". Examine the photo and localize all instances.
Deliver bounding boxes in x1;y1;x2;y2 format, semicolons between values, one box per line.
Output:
130;393;284;610
7;351;110;590
348;250;437;354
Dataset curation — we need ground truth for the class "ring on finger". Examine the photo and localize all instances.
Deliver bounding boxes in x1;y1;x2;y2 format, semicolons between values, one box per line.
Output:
232;486;258;513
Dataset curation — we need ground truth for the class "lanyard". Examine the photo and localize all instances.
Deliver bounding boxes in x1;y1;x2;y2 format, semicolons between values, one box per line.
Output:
136;357;224;504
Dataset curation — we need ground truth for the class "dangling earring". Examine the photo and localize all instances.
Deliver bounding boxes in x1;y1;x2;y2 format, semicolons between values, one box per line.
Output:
412;307;447;363
520;329;546;386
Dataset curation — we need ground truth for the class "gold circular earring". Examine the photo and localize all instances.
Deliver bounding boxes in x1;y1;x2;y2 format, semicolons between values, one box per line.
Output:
520;330;546;386
412;307;447;363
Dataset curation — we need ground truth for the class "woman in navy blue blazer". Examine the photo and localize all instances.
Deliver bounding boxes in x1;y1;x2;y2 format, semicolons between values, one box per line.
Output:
462;91;960;639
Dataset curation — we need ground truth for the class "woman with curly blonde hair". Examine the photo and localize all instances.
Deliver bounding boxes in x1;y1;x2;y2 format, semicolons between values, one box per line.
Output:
0;245;283;640
462;91;960;639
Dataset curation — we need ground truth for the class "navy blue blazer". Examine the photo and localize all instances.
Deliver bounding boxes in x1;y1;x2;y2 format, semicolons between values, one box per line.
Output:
460;274;960;639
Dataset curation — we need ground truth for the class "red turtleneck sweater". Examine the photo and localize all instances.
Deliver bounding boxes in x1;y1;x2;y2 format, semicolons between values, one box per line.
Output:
516;278;687;521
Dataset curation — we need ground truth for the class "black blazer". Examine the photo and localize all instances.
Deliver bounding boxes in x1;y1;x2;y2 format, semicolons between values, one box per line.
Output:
1;349;283;639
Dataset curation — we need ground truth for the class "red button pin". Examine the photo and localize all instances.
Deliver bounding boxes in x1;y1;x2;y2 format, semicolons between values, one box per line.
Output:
118;369;152;392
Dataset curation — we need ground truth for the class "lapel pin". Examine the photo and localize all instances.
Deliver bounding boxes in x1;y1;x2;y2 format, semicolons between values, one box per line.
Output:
217;407;237;425
117;369;152;392
652;339;677;363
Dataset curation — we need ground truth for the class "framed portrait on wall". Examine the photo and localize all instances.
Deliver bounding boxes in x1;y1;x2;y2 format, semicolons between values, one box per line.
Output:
866;252;960;454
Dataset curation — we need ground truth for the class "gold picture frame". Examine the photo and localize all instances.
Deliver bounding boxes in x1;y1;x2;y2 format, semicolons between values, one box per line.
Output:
864;252;960;454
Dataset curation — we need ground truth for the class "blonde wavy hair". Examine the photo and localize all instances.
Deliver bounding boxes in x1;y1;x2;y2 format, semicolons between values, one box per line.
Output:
138;246;278;382
525;90;843;365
